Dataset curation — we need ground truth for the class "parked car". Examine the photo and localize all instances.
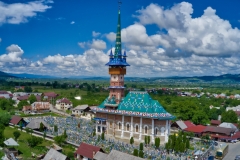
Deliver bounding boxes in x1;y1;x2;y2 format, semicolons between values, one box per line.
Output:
231;139;238;143
235;155;240;160
208;156;214;160
214;141;218;146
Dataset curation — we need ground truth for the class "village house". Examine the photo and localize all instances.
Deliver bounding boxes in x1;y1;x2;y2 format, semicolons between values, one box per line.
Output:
31;102;51;113
43;92;59;102
55;98;72;110
43;148;68;160
75;142;104;160
72;105;93;118
0;91;12;99
10;115;28;127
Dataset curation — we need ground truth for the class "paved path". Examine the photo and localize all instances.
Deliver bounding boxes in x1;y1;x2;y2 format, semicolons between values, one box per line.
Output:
50;105;70;116
224;142;240;160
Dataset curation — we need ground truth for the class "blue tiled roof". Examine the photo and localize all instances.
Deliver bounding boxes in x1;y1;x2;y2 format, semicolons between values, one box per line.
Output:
96;91;175;119
105;57;130;66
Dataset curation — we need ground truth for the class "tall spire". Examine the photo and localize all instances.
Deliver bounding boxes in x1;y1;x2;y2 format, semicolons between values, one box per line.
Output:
114;1;122;57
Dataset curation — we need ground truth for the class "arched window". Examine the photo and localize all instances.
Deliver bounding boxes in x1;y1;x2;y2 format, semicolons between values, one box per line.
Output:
161;127;165;136
118;122;121;130
126;123;130;131
136;125;139;132
144;126;148;134
155;128;158;135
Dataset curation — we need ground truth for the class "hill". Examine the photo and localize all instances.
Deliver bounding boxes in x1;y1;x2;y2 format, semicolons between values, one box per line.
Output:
0;71;15;78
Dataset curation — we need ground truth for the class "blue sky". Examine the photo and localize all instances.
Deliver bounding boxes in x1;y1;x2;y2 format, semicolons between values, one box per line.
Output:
0;0;240;77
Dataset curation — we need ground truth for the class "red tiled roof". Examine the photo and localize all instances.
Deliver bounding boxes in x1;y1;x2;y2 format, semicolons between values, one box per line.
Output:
44;92;58;98
10;115;22;125
17;95;29;100
203;126;234;136
184;120;195;128
0;91;8;94
22;106;32;111
36;95;41;101
235;111;240;116
58;98;71;104
210;120;221;125
184;125;206;133
75;142;101;159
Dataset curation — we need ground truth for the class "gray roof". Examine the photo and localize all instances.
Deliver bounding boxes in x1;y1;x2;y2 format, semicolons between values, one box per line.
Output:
219;122;238;130
43;148;67;160
106;150;145;160
4;138;19;146
176;121;187;130
93;151;108;160
26;118;49;129
73;105;89;110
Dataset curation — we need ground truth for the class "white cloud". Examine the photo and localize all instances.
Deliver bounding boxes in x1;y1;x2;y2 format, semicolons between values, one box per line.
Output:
92;31;101;37
106;32;116;41
70;21;75;24
91;39;106;50
134;2;240;57
0;44;24;63
0;1;52;25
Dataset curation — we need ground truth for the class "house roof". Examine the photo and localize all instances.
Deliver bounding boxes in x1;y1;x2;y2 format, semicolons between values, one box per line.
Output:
235;111;240;116
203;126;234;136
93;151;108;160
4;138;19;146
184;120;195;128
210;120;221;125
17;95;29;100
175;121;187;130
43;148;67;160
75;142;102;159
22;106;32;111
219;122;238;130
32;102;50;110
95;91;175;120
106;150;145;160
44;92;58;98
10;115;23;125
57;98;71;104
26;118;49;129
184;125;206;133
74;105;89;110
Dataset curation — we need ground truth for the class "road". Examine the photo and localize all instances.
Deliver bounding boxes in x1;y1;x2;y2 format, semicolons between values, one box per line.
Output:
223;142;240;160
50;105;70;116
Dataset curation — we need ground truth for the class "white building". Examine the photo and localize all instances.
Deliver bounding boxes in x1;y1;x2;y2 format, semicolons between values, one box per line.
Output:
55;98;72;110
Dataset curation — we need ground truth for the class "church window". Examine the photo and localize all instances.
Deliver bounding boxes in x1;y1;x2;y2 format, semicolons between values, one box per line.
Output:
126;123;130;131
118;122;121;130
144;126;148;134
109;122;112;129
135;125;139;132
161;127;165;136
155;128;158;135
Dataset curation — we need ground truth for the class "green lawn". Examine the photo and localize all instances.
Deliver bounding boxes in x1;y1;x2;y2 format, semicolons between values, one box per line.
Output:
4;127;75;159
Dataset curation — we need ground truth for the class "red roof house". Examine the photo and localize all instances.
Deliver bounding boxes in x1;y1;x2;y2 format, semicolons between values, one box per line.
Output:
184;120;195;128
75;142;103;160
184;125;206;136
10;115;27;127
210;120;221;126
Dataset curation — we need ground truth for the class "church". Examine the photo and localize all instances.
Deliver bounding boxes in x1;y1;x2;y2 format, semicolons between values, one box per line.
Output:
91;3;175;143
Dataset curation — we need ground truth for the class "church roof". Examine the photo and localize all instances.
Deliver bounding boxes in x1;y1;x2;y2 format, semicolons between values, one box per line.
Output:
94;91;175;120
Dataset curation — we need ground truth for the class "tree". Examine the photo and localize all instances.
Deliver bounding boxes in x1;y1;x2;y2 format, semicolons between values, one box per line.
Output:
25;127;31;134
0;99;12;111
144;136;147;145
101;132;105;140
63;129;67;138
147;136;150;145
39;122;44;132
154;137;160;148
139;143;143;151
186;139;190;149
27;137;43;148
0;124;5;146
54;125;58;133
17;100;30;110
54;135;66;146
192;110;209;125
19;121;23;131
133;149;138;157
238;121;240;129
0;112;11;126
13;131;21;140
139;150;144;158
130;137;134;145
28;94;37;104
221;110;238;123
67;151;74;159
43;132;46;140
24;86;32;92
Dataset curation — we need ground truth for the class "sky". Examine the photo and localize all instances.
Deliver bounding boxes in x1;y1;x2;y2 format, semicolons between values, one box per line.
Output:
0;0;240;77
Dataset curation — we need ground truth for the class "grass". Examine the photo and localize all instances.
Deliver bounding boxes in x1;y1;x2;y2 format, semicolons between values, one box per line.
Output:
4;126;75;159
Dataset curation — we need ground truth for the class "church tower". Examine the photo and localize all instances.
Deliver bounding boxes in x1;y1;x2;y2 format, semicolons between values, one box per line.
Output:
105;1;130;105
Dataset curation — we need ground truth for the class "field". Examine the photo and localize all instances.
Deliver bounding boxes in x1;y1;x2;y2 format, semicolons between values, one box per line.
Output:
3;127;75;159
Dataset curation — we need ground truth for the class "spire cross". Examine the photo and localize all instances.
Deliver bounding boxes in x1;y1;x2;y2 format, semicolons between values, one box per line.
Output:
118;1;122;10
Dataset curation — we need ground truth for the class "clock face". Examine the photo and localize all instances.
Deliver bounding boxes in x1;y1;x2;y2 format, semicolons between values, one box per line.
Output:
111;75;118;81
